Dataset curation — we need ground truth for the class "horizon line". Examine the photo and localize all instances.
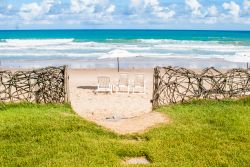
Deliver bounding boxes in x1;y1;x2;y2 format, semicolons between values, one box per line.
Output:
0;28;250;32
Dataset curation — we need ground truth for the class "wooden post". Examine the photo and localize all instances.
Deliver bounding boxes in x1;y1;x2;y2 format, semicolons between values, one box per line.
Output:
152;67;160;109
151;68;156;108
117;57;120;72
64;65;70;103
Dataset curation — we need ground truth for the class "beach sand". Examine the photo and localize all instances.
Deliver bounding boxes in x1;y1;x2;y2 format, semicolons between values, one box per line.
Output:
69;68;169;134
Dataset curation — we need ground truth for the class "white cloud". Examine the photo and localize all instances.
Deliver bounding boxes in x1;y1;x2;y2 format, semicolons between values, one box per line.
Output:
6;4;12;10
202;5;218;24
2;0;250;29
184;2;221;24
0;4;14;25
0;13;5;19
144;0;175;20
243;0;250;10
19;0;60;21
42;0;60;13
185;0;202;17
223;1;240;18
106;4;115;13
70;0;115;17
19;3;42;21
130;0;175;21
0;3;13;15
130;0;142;8
207;5;217;16
0;13;14;24
204;17;218;24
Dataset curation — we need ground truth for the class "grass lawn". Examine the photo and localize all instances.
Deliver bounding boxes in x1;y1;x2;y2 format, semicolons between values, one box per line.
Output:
0;98;250;167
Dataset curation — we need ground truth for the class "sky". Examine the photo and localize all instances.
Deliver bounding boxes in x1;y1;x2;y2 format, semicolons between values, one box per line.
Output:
0;0;250;30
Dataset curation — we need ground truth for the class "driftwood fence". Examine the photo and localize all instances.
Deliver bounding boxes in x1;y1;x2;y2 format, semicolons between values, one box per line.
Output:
0;66;69;103
152;66;250;108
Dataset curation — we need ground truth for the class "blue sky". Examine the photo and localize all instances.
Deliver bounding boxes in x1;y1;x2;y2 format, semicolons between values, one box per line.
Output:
0;0;250;30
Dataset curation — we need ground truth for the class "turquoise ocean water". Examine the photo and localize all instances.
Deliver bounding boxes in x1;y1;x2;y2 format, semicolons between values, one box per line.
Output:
0;30;250;68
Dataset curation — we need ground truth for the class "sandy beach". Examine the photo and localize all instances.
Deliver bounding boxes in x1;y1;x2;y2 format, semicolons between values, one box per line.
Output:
69;68;153;118
68;68;169;134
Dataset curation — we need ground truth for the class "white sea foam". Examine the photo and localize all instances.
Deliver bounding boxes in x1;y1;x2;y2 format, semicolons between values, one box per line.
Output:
224;52;250;62
0;38;249;64
3;39;74;47
137;39;218;44
0;52;102;57
0;39;111;51
98;49;141;59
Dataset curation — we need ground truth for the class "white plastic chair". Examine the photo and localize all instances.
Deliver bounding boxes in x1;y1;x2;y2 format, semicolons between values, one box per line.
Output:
132;74;146;93
95;76;112;94
116;73;130;94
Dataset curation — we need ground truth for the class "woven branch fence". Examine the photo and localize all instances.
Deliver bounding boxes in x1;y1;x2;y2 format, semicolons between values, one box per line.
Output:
0;66;69;103
152;66;250;108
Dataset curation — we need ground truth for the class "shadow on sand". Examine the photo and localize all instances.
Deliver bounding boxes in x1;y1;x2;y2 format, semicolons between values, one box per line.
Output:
77;86;97;90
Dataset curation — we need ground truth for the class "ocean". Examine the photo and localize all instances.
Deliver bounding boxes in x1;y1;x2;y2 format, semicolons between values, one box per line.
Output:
0;30;250;69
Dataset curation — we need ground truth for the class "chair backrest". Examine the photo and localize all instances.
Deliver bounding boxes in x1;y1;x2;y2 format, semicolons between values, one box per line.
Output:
119;73;129;86
134;74;144;87
98;76;110;88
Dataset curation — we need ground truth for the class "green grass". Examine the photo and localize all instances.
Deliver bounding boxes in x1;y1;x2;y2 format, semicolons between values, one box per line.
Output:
0;98;250;167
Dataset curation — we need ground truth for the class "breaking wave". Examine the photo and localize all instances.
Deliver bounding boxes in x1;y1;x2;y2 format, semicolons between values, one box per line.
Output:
0;38;249;63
